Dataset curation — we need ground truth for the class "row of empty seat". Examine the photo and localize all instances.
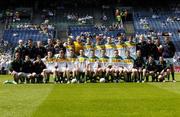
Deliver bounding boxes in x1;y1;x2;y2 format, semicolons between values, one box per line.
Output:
3;29;54;43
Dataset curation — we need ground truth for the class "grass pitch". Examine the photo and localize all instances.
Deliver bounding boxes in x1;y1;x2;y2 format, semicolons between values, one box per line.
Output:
0;74;180;117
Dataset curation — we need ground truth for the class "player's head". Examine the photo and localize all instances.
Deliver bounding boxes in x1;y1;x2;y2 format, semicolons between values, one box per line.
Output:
69;49;75;56
164;36;170;43
148;56;154;63
154;38;160;45
128;36;133;42
18;40;24;46
27;39;33;46
114;49;119;57
147;38;152;44
116;9;119;13
37;41;42;47
136;50;141;57
67;37;72;43
107;37;112;44
15;52;20;60
76;36;81;43
59;49;65;58
86;38;91;44
101;49;106;56
47;38;53;45
36;55;41;62
79;50;84;56
159;56;164;62
25;55;30;61
56;39;61;45
90;49;95;57
47;51;53;58
139;35;145;43
117;36;122;41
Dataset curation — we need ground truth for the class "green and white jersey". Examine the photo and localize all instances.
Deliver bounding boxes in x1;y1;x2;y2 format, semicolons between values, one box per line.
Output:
99;56;110;68
116;42;126;59
125;41;136;58
123;56;134;70
105;43;116;58
66;57;77;69
56;58;67;70
84;44;94;57
42;57;55;70
95;44;104;57
77;55;88;72
110;56;124;68
87;56;99;69
66;45;74;57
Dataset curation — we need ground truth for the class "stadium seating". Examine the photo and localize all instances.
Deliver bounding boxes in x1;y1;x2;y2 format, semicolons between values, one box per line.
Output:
3;28;55;44
3;29;49;43
68;25;126;38
133;11;180;52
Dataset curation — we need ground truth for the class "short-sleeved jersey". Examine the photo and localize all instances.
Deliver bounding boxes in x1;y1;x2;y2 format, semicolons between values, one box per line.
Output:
87;56;99;69
74;41;84;54
105;43;116;58
116;42;126;58
66;45;74;57
77;55;88;71
123;56;134;70
125;41;136;58
110;56;124;68
95;44;105;57
43;57;55;70
66;56;77;69
99;56;110;68
56;58;67;69
145;61;157;71
133;57;145;68
84;44;94;57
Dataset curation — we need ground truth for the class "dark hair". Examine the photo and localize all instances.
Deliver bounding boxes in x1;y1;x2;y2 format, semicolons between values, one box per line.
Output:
37;55;41;59
28;39;33;42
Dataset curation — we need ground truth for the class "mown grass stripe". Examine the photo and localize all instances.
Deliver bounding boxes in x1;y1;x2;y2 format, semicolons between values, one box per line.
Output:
32;83;180;117
0;84;54;117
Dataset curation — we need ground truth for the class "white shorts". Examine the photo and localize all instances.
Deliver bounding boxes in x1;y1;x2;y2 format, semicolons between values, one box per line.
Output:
11;71;26;77
67;68;77;72
22;73;32;77
43;69;53;73
58;67;67;72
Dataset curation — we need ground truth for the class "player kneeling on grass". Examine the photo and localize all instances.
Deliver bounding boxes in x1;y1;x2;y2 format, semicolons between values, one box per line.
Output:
54;50;68;83
123;50;134;82
32;55;46;83
145;56;158;82
76;50;88;83
9;52;24;83
133;50;146;83
157;56;170;82
86;49;99;83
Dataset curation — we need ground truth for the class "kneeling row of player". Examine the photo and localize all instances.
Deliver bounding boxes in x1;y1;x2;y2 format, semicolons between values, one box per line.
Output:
10;49;175;84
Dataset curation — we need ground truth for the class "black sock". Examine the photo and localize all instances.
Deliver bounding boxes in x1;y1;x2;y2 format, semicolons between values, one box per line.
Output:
171;72;175;80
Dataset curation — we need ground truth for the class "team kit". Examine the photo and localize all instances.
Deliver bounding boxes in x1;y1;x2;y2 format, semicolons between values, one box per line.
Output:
10;36;175;84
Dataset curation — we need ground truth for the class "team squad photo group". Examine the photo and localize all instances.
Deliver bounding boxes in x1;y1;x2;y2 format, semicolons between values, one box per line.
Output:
9;34;176;84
